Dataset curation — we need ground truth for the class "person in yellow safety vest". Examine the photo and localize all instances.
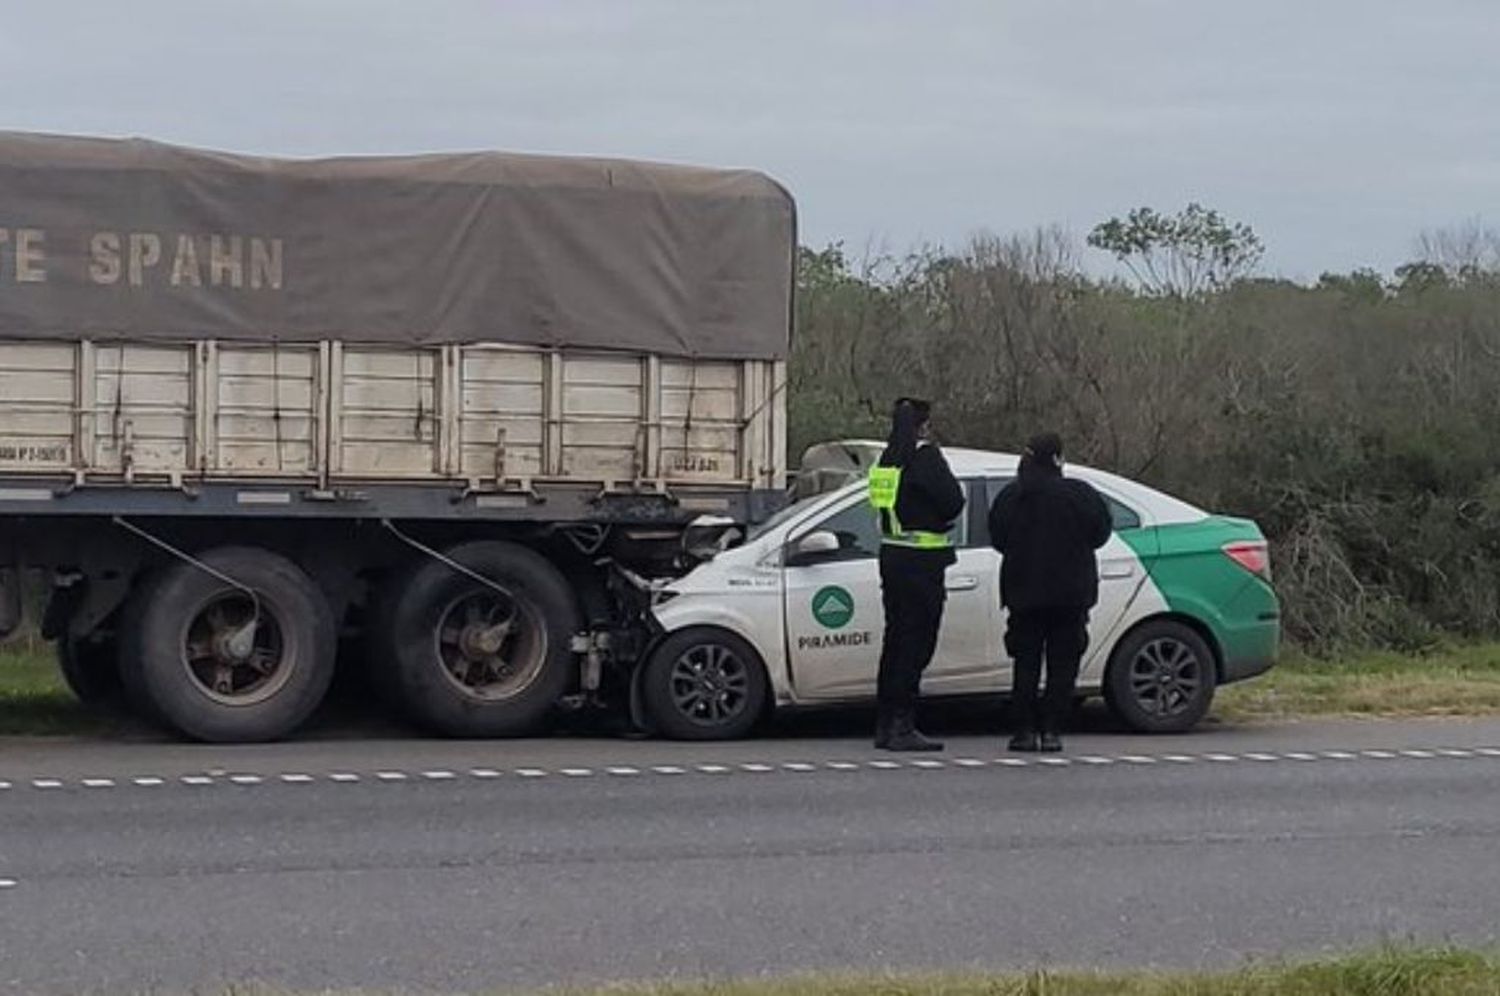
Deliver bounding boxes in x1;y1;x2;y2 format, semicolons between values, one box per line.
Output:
868;397;966;751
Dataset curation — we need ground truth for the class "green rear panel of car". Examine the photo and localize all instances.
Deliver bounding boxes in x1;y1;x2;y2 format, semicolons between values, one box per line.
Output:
1122;516;1280;680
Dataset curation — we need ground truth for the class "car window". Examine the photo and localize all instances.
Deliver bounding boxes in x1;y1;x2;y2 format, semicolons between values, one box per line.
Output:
1102;494;1142;531
794;480;977;561
957;479;983;549
981;476;1141;536
798;499;883;561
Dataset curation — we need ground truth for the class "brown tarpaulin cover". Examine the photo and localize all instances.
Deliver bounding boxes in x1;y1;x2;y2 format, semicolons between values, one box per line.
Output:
0;132;794;360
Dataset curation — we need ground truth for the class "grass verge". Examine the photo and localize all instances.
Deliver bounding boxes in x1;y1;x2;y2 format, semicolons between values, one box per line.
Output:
1215;642;1500;721
210;948;1500;994
0;639;116;736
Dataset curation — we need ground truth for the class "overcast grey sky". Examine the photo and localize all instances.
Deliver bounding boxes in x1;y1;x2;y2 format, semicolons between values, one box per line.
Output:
4;1;1497;280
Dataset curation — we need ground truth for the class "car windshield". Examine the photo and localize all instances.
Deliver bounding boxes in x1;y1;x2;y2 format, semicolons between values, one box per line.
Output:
745;491;842;543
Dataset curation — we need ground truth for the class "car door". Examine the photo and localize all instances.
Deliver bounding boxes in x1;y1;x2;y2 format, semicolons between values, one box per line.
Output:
783;480;1001;702
985;477;1149;690
920;480;1005;696
1079;489;1155;681
781;494;887;701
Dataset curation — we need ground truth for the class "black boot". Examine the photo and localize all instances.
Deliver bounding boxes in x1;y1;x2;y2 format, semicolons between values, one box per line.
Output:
883;708;943;752
1039;731;1063;753
1008;730;1040;753
873;708;895;749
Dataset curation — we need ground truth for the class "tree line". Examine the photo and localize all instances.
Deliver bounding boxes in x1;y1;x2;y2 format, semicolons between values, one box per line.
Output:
788;209;1500;654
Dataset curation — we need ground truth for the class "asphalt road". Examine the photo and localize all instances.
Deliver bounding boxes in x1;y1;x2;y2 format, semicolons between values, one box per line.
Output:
4;717;1500;994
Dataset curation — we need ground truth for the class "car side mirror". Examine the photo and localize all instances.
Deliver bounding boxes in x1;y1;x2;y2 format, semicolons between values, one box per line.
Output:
786;530;840;566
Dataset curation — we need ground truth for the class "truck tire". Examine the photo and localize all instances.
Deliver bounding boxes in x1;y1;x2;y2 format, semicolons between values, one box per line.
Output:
56;636;125;710
118;547;336;743
376;540;581;737
642;628;769;741
1103;619;1217;733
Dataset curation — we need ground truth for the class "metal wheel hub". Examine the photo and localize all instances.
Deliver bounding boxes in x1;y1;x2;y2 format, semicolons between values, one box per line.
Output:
435;589;547;702
183;595;288;706
1129;637;1203;717
670;645;751;726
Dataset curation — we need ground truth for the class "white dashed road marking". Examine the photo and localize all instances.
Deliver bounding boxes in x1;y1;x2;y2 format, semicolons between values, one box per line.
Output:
7;743;1500;794
0;878;17;890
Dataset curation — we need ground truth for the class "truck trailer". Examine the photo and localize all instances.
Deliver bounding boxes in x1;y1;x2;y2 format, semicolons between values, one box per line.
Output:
0;131;793;742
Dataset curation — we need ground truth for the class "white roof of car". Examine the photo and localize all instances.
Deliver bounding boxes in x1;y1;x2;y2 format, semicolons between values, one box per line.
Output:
804;440;1207;525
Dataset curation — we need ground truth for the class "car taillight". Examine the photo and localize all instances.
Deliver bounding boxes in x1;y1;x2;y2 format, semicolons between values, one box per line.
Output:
1223;541;1271;581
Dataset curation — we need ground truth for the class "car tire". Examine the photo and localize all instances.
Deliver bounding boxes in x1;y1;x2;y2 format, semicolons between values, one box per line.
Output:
375;540;580;738
56;635;125;710
118;547;336;743
642;628;769;741
1104;619;1217;733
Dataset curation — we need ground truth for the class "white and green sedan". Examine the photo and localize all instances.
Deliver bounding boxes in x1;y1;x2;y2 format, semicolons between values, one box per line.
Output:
638;442;1280;740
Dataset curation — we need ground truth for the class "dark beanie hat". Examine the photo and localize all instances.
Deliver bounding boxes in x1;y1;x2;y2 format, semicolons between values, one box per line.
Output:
1025;432;1063;463
895;397;932;420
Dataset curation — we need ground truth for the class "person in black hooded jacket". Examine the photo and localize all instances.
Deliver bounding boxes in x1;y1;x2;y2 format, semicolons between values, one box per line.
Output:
988;433;1111;752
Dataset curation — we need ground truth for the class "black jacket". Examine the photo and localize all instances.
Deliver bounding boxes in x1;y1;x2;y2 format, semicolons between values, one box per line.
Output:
880;444;966;560
988;472;1112;611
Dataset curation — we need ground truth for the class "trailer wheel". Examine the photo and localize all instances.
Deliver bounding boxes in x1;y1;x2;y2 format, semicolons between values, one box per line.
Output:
376;540;580;737
56;636;124;710
119;547;336;743
642;628;769;741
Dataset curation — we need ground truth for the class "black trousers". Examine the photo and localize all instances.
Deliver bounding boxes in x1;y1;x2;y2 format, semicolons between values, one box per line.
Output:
876;546;950;710
1007;607;1090;733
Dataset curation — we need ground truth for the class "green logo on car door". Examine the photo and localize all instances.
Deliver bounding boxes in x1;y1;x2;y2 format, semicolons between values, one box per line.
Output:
812;586;855;629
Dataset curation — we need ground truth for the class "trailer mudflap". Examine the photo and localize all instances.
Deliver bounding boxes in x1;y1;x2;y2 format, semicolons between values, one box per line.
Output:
0;567;20;639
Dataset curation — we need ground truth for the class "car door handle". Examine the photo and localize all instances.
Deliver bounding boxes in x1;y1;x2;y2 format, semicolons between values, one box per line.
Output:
946;576;979;592
1100;562;1135;579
